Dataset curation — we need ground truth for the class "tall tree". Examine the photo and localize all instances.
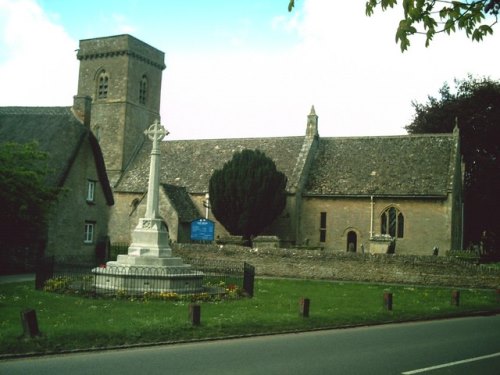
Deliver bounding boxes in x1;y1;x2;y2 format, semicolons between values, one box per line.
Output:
288;1;499;51
209;149;287;242
406;76;500;255
0;142;61;272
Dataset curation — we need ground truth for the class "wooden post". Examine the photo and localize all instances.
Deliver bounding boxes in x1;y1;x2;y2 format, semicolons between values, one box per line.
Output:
189;304;201;326
299;298;310;318
243;262;255;298
451;290;460;306
21;309;40;338
383;292;393;311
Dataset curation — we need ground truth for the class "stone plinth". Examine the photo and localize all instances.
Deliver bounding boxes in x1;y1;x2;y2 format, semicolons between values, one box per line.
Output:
93;265;204;294
93;217;204;294
119;218;173;262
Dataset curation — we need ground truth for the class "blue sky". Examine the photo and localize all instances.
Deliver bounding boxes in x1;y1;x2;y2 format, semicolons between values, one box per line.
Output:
1;0;499;140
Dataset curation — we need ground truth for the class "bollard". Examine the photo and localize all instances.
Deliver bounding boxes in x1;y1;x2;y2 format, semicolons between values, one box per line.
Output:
299;298;310;318
189;304;201;326
451;290;460;306
21;309;40;338
383;292;393;311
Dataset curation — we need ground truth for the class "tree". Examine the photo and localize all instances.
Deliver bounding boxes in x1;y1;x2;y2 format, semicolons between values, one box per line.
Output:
0;142;61;271
288;1;499;52
209;149;287;242
406;76;500;256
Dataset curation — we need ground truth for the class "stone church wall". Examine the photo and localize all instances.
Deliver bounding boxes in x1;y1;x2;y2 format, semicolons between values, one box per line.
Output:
299;196;454;255
173;244;500;289
109;192;143;244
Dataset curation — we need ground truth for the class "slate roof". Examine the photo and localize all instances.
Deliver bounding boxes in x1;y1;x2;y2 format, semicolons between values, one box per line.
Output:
0;106;114;205
117;136;306;193
161;184;200;223
304;134;457;197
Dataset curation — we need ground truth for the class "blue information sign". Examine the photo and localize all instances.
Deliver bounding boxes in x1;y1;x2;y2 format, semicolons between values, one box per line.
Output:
190;219;215;241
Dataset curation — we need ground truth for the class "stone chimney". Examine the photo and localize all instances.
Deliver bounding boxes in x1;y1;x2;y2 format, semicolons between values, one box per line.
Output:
72;95;92;128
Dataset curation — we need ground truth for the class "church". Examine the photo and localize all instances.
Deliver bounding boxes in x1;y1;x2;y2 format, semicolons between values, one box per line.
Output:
1;34;464;262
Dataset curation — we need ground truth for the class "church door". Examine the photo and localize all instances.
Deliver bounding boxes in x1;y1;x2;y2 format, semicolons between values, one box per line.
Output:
347;231;357;252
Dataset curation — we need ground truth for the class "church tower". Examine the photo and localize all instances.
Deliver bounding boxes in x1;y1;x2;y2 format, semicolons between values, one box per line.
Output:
76;34;166;185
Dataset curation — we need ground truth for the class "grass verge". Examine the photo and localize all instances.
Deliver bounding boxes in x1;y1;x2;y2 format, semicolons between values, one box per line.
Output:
0;279;498;356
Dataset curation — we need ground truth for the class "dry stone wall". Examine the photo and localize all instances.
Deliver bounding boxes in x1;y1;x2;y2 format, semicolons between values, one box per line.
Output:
173;244;499;289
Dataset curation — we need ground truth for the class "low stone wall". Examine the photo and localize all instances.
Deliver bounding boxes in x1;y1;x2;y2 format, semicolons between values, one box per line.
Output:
173;244;500;289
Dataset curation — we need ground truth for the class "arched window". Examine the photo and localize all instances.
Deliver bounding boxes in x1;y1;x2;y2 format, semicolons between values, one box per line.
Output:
380;207;404;238
139;75;148;105
97;70;109;99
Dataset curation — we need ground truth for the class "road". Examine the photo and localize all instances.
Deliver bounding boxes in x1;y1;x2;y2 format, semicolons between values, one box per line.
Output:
1;315;499;374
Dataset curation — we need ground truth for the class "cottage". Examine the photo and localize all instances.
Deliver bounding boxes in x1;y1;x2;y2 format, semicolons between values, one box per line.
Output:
0;100;114;264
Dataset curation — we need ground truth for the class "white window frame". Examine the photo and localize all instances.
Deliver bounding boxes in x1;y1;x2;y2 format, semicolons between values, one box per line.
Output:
86;180;96;202
84;222;95;244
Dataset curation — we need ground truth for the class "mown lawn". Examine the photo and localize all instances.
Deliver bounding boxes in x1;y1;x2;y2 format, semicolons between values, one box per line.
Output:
0;279;498;356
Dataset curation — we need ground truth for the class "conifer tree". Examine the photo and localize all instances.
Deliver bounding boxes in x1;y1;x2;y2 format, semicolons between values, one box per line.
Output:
209;149;287;242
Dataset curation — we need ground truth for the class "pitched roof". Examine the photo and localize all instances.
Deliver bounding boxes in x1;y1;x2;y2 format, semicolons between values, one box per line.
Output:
161;184;200;222
117;136;306;193
305;134;457;197
0;106;114;205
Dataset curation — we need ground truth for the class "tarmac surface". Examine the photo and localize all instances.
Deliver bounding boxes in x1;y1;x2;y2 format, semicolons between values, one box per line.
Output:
0;274;35;284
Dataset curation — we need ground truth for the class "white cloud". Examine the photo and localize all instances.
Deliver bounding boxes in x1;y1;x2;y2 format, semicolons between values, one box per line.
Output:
0;0;78;106
111;13;137;34
1;0;498;141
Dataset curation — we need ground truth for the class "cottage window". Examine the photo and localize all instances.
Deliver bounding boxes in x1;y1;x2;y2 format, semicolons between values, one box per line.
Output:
97;71;109;99
139;75;148;105
86;180;96;202
319;212;327;242
84;222;95;244
381;207;404;238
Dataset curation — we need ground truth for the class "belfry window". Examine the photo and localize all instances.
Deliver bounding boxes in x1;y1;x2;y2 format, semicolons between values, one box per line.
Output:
139;75;148;105
97;71;109;99
381;207;404;238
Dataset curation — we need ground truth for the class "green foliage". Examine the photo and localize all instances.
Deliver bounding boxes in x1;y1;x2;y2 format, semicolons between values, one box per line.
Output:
209;149;287;240
406;76;500;255
365;0;499;51
0;142;61;271
43;277;72;293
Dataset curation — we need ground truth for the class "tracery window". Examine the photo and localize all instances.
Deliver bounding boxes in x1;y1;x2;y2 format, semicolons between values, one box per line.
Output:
97;71;109;99
139;75;148;105
380;207;404;238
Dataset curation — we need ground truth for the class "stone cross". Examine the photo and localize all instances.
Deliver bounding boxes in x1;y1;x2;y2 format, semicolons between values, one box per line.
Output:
144;119;169;219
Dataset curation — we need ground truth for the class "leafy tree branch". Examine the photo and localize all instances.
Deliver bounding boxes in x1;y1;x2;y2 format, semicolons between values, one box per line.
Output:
288;1;499;51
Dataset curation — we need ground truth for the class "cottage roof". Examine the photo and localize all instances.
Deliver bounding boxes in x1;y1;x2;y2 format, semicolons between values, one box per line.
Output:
161;184;200;222
117;136;305;193
305;134;457;197
0;106;114;205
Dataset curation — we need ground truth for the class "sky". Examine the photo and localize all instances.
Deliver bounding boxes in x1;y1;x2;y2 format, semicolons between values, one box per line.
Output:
0;0;498;140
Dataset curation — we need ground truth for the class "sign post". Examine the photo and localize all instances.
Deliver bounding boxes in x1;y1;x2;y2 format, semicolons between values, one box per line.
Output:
190;219;215;242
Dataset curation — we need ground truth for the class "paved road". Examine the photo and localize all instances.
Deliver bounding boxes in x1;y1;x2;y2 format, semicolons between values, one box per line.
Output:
1;315;499;374
0;274;35;284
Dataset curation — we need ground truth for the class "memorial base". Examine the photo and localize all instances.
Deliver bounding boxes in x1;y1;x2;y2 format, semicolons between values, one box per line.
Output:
92;264;204;294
